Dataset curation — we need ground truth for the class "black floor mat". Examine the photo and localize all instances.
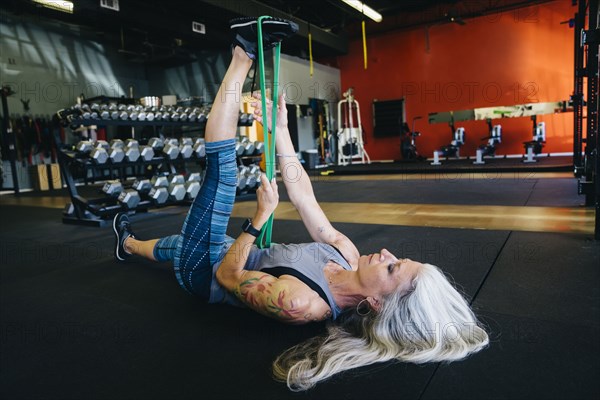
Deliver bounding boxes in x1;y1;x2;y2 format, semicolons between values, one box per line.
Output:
298;178;537;206
1;174;599;400
423;311;600;400
473;231;600;329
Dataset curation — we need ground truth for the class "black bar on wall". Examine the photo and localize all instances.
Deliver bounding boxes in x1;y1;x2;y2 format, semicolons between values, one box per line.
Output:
574;0;585;173
594;0;600;240
588;0;599;208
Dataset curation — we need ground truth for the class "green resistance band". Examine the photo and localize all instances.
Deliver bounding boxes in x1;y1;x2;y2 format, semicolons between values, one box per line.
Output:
256;15;281;249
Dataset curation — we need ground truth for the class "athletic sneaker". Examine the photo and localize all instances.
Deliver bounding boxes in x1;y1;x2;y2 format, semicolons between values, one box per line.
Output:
113;213;136;261
230;17;299;60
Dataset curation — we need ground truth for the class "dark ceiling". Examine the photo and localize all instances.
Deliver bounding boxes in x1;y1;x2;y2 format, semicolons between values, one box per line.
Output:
2;0;555;66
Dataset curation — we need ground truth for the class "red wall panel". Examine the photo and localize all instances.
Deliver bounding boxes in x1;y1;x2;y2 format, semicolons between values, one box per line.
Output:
336;1;575;160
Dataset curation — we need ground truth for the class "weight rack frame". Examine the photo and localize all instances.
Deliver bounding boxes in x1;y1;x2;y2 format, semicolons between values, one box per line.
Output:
573;0;600;240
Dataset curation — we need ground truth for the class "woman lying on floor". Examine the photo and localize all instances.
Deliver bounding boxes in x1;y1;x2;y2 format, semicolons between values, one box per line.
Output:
112;17;489;391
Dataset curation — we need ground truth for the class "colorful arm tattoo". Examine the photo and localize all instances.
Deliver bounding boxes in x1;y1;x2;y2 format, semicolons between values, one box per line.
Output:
233;273;302;320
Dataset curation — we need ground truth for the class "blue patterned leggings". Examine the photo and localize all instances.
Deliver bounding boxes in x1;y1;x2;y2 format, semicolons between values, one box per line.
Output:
153;138;237;299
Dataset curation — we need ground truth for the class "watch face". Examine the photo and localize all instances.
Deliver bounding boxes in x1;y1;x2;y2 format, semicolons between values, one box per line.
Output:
242;219;259;237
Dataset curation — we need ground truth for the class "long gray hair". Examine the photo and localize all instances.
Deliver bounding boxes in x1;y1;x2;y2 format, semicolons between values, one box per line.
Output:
272;263;489;391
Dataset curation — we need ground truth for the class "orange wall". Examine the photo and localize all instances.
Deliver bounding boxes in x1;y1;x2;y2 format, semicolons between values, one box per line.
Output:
336;1;575;160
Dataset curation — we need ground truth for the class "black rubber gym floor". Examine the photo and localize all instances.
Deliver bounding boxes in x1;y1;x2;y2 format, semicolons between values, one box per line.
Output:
1;176;599;400
279;177;581;207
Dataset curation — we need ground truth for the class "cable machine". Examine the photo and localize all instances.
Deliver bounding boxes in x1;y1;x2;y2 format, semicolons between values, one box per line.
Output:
336;88;370;166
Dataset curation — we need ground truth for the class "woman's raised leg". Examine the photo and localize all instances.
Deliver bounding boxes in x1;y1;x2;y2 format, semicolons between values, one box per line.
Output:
173;45;252;297
204;46;252;143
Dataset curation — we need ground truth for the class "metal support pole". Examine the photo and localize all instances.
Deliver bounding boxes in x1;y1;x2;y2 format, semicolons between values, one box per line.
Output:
586;1;599;207
1;85;20;194
574;1;586;175
593;0;600;239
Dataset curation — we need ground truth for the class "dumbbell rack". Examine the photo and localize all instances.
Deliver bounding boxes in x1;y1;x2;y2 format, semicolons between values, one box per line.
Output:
53;115;257;227
52;122;201;226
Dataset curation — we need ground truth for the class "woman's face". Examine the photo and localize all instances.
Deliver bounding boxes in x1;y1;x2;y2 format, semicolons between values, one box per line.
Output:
357;248;422;298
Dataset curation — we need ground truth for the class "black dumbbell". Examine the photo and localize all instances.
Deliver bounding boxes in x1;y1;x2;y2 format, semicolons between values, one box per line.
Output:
90;145;108;164
254;141;264;155
184;173;202;200
151;175;169;188
108;147;125;163
148;137;164;152
90;103;100;119
139;145;155;161
179;109;189;121
79;104;91;119
132;179;152;193
198;110;207;123
243;139;255;156
166;174;185;199
95;140;109;150
117;189;141;209
167;174;185;185
90;140;110;163
118;108;129;120
110;139;124;149
148;186;169;204
163;139;180;160
193;138;206;158
107;140;125;163
102;180;123;197
245;164;261;189
126;105;140;120
75;140;94;154
237;166;249;192
235;141;245;157
166;174;186;201
124;139;140;162
168;183;186;201
188;108;200;122
108;104;119;119
180;138;194;159
148;175;169;204
188;172;202;182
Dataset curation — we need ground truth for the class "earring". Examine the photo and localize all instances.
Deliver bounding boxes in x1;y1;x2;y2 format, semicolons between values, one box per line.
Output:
356;299;372;316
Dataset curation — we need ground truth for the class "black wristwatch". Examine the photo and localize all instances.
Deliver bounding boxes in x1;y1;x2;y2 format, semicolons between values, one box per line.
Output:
242;218;262;238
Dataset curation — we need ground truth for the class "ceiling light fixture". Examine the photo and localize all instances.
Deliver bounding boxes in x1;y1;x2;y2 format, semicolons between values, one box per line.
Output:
340;0;382;23
32;0;74;14
100;0;120;12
